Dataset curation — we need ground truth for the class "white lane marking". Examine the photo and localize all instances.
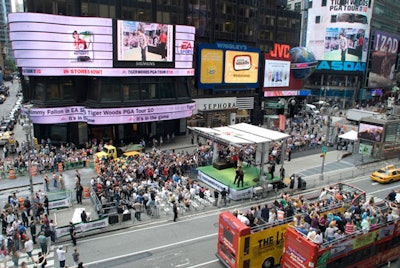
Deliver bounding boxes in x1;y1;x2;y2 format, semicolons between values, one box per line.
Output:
187;259;220;268
83;233;217;266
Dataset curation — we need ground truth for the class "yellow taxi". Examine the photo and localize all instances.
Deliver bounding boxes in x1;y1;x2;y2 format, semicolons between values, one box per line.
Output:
370;165;400;183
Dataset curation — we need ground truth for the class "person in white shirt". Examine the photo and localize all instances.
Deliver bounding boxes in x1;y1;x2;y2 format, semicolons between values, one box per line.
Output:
319;188;328;201
24;238;35;263
314;229;323;244
56;245;68;268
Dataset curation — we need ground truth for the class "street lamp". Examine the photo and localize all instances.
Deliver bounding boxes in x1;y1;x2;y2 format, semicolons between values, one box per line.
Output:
22;105;35;217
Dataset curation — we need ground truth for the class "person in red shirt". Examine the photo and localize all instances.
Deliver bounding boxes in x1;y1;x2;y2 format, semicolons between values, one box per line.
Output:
159;30;167;59
72;31;88;50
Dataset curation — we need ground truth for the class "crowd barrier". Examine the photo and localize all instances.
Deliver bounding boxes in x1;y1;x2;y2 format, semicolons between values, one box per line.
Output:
55;217;109;238
1;160;92;179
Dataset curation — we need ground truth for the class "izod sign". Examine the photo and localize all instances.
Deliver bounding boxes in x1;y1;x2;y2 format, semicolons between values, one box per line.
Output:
194;98;237;113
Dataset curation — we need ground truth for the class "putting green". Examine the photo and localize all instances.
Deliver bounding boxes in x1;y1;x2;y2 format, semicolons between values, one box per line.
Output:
197;164;281;190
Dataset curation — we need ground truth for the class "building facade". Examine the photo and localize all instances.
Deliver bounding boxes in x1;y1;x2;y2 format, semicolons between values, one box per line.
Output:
288;0;400;110
16;0;301;146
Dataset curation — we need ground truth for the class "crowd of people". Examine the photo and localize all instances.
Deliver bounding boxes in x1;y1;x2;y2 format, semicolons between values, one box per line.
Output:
0;188;86;267
231;186;397;245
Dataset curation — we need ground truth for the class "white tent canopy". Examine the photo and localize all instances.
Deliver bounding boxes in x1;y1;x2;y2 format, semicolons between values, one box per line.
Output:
189;123;290;177
189;123;289;146
339;130;358;141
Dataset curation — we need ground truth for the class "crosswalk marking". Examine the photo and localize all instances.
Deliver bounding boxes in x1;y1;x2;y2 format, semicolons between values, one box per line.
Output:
2;246;55;268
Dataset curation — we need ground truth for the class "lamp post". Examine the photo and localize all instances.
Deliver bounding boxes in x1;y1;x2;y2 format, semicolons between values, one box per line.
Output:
319;111;332;180
22;106;35;217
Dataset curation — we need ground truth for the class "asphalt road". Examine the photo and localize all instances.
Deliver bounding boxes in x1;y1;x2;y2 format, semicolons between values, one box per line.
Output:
0;80;19;122
59;174;398;268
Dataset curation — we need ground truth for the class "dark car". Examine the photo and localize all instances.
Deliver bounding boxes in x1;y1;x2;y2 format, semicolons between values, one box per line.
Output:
2;74;13;81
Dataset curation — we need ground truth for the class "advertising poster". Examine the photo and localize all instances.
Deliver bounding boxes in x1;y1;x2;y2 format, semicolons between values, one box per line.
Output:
9;13;195;77
200;49;224;84
224;51;259;83
307;0;373;63
368;30;400;88
8;13;113;68
197;43;260;89
263;60;290;87
116;20;174;62
358;122;384;142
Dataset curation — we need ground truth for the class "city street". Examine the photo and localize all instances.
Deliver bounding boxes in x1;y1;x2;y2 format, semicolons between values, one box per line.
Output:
56;174;398;268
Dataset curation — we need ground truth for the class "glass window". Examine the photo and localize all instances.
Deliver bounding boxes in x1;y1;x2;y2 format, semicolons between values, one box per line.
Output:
100;79;121;102
315;16;321;24
33;83;46;101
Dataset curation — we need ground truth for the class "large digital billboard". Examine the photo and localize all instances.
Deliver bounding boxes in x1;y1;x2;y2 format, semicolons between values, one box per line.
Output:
197;43;260;90
358;122;383;142
307;0;373;72
116;20;174;67
9;13;113;68
368;31;400;88
8;13;195;77
25;103;195;125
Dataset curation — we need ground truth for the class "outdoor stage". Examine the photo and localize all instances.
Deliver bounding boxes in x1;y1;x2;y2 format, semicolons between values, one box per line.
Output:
197;164;280;200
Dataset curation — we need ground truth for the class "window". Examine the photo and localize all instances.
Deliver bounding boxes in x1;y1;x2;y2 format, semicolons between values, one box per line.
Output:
294;3;301;11
100;79;121;102
322;0;327;6
315;16;321;24
32;78;75;102
331;15;337;23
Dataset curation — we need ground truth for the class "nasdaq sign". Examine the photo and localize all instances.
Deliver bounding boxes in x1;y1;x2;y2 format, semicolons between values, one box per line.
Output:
316;61;366;72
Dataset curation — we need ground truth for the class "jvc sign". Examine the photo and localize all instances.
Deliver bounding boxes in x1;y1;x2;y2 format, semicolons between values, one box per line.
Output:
316;61;366;72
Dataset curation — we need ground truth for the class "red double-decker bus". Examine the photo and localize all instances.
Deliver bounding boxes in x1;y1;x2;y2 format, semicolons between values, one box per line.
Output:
216;183;367;268
281;218;400;267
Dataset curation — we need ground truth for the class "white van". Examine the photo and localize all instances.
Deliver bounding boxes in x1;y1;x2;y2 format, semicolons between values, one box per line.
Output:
305;104;320;116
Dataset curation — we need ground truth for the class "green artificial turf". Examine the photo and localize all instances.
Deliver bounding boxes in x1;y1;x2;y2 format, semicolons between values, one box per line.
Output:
197;164;280;190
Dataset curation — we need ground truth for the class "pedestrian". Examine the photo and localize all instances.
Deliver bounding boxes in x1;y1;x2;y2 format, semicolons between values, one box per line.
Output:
69;222;77;246
77;262;84;268
52;172;58;188
269;162;275;180
289;175;295;194
24;237;35;263
280;166;285;180
36;251;47;268
23;197;31;218
38;231;47;255
76;183;83;204
11;247;20;268
44;174;50;192
20;261;28;268
56;245;68;268
213;189;219;206
21;209;29;227
237;167;244;188
234;166;240;185
386;190;396;202
43;195;49;215
49;220;57;243
80;210;88;223
30;217;37;244
72;247;80;266
59;174;65;191
75;169;81;184
172;201;178;222
221;188;228;206
286;147;291;161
